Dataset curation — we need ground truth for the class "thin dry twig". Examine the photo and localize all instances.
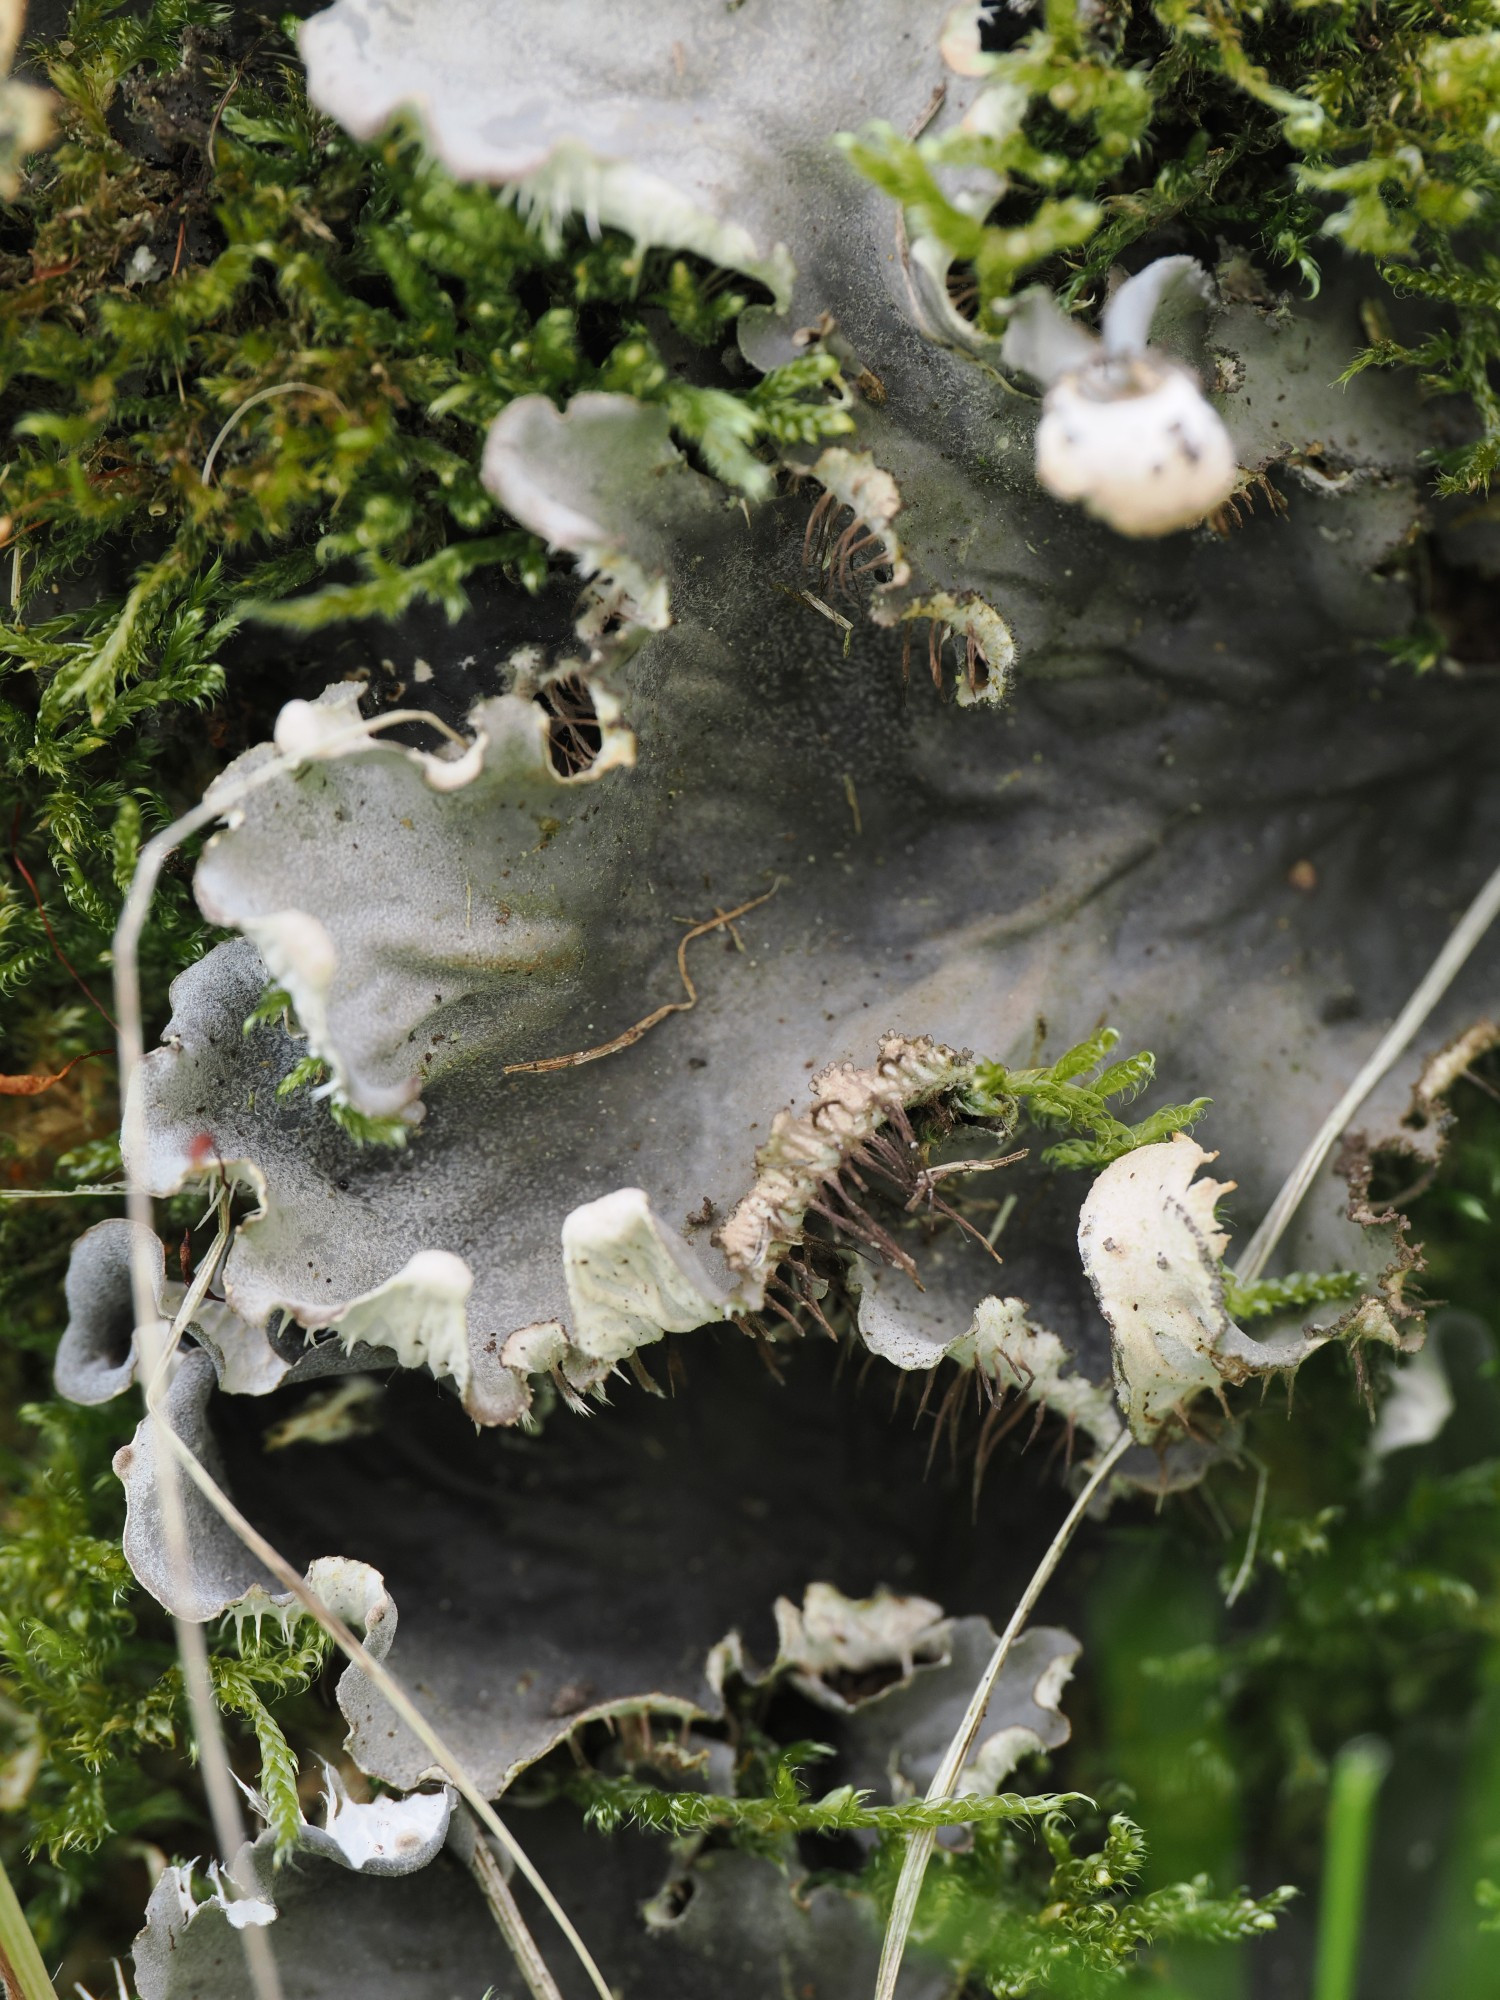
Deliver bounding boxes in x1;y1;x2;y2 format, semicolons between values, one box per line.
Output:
145;1182;230;1404
128;1199;283;1995
0;1183;129;1199
502;885;781;1076
1224;1452;1269;1608
0;1844;58;2000
459;1809;567;2000
903;1149;1028;1209
873;1426;1132;2000
201;383;348;485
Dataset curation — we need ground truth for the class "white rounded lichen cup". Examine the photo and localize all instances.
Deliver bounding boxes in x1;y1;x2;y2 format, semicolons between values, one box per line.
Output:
1004;255;1239;538
1035;352;1238;537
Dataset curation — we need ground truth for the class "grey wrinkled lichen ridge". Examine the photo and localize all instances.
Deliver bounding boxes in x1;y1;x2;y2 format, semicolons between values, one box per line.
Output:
54;1217;165;1405
115;1350;282;1623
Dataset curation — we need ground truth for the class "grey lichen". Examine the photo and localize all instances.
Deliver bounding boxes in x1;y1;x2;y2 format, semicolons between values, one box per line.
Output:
28;0;1500;1990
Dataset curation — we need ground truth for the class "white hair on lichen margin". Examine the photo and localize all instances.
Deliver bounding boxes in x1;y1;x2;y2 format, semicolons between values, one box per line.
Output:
1076;1136;1262;1441
854;1277;1122;1456
226;1553;398;1655
535;1037;979;1382
296;0;796;309
715;1032;972;1302
301;1763;455;1877
481;392;722;629
804;447;1014;690
1078;1131;1432;1446
231;1767;456;1888
132;1780;457;1993
195;685;492;1115
899;590;1015;708
112;701;618;2000
236;910;352;1109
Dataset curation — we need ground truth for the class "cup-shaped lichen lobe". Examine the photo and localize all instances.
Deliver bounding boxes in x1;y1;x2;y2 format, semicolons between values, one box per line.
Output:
202;1333;1076;1795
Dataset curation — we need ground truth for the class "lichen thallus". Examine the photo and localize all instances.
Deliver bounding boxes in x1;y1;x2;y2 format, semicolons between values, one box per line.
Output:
871;846;1500;2000
110;702;1500;2000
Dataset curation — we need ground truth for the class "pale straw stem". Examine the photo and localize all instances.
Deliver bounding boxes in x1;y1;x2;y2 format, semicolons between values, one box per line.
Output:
200;384;346;486
1235;853;1500;1286
459;1807;569;2000
873;1424;1132;2000
114;711;610;2000
143;1414;613;2000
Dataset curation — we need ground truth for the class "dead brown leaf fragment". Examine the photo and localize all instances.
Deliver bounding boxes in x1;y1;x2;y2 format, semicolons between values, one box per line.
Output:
0;1048;111;1095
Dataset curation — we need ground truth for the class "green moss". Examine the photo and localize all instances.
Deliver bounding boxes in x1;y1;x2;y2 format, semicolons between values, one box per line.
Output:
0;0;850;1100
0;1401;181;1884
859;1802;1292;1996
962;1025;1211;1170
845;0;1500;491
2;1;847;669
574;1751;1083;1844
1222;1269;1365;1322
552;1697;1293;1994
0;1394;332;1951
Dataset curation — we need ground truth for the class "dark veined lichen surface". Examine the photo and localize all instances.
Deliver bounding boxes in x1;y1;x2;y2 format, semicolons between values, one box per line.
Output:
4;1;1500;1996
